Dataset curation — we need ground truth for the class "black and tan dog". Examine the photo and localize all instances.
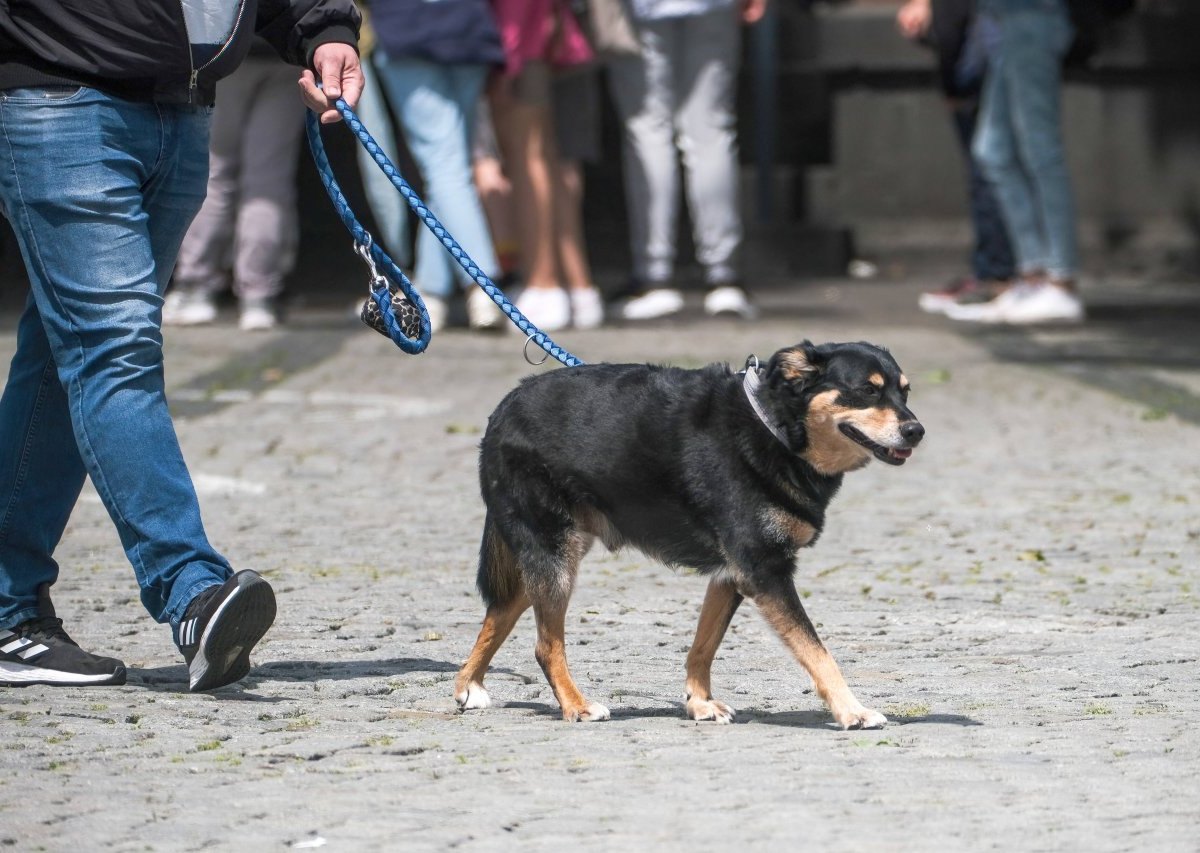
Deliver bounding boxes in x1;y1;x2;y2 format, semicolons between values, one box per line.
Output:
454;340;924;729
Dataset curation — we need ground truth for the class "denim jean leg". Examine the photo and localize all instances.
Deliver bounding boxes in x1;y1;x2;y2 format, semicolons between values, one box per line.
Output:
1000;9;1078;279
0;87;232;632
951;102;1015;281
0;297;88;627
972;46;1048;276
355;52;412;268
377;58;499;298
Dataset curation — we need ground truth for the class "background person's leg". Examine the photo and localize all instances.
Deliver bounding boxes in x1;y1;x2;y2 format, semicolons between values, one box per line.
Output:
233;59;307;329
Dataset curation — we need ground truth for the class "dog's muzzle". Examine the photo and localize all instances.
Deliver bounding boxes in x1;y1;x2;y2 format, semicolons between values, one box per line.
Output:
839;420;924;466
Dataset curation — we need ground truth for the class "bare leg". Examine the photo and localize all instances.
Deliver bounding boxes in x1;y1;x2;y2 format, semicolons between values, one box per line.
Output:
753;580;887;729
489;82;560;291
533;597;609;722
552;160;595;293
685;577;743;723
454;591;530;710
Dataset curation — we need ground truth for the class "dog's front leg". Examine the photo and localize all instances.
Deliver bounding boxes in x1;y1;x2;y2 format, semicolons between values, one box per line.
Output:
685;576;744;723
752;579;887;730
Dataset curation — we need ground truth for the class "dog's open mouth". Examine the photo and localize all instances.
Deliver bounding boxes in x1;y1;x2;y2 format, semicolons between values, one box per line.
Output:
838;424;913;466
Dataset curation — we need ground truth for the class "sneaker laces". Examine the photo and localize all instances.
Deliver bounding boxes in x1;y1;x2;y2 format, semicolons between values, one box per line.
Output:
13;615;79;647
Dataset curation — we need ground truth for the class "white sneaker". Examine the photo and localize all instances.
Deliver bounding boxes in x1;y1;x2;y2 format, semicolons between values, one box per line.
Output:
704;285;757;320
945;282;1083;325
423;295;449;333
569;287;604;330
621;287;684;321
237;298;280;332
515;286;571;332
163;289;217;326
467;287;505;331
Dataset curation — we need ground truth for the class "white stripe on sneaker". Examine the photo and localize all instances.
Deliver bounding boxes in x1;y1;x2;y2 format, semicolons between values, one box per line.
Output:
17;643;49;660
181;618;199;647
2;636;33;655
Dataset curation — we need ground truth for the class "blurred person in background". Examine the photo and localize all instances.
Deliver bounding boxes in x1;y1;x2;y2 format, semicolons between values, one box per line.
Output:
606;0;766;322
165;40;307;332
944;0;1083;324
488;0;606;332
896;0;1017;315
367;0;509;332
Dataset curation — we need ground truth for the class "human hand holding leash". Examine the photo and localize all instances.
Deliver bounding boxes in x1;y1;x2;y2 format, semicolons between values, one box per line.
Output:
299;42;363;123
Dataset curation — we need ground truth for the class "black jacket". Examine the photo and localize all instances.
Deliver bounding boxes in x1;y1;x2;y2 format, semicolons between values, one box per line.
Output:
0;0;360;106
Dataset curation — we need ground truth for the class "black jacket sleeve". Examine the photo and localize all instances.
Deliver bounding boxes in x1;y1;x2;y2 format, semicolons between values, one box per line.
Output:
255;0;361;68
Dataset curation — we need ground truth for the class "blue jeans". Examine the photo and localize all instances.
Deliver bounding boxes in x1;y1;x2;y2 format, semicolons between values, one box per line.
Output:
972;4;1078;280
952;102;1016;282
0;86;231;634
374;57;499;299
355;52;412;268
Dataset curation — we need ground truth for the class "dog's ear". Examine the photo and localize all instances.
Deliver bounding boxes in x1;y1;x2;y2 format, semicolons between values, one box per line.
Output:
769;340;827;385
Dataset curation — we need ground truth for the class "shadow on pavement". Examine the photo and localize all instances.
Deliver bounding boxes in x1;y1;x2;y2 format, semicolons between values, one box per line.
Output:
749;710;982;729
128;656;460;692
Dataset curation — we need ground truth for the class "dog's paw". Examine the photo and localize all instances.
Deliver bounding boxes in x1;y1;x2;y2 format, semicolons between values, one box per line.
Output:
454;682;491;711
565;701;611;722
686;696;736;724
835;705;888;730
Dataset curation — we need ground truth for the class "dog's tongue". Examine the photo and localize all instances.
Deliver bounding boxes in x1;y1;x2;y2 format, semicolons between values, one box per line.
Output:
890;448;913;461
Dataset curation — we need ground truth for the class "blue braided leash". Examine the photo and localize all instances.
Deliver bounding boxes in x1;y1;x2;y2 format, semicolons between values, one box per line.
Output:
305;97;585;368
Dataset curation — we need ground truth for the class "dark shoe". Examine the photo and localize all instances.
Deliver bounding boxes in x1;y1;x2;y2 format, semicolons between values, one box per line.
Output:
0;585;126;687
179;570;276;692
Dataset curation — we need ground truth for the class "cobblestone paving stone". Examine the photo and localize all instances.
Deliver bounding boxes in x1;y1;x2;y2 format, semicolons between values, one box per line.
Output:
1;281;1197;851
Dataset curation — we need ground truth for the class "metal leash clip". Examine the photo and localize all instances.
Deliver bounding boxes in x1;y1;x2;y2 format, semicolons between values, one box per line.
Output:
354;235;421;341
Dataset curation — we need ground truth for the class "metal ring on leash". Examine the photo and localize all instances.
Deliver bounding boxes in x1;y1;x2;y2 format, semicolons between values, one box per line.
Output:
305;92;585;368
524;334;551;366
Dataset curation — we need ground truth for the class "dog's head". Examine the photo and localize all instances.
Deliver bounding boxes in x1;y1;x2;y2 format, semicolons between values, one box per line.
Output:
764;340;924;475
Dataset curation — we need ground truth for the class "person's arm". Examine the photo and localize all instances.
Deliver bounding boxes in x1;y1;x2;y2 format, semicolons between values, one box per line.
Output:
896;0;932;39
742;0;768;25
257;0;363;120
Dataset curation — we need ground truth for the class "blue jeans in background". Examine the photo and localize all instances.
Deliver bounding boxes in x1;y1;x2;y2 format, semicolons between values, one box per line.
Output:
355;51;413;269
374;57;499;299
972;5;1078;280
952;102;1016;282
0;86;231;634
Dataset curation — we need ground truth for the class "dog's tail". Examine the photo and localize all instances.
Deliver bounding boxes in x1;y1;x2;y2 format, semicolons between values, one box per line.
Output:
477;513;522;607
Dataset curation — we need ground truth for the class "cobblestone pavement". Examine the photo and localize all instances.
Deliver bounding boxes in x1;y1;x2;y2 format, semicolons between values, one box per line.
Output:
2;278;1198;851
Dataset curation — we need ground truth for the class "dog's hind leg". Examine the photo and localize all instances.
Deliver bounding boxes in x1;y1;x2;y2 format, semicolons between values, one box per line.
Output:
752;577;887;730
455;516;530;711
455;591;530;711
684;577;744;723
532;596;610;722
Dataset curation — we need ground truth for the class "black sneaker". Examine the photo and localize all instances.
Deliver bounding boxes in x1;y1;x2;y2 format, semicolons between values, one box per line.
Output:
0;584;126;687
179;570;276;692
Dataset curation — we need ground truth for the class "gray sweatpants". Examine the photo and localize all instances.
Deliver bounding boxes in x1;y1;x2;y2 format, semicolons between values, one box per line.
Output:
607;8;743;288
174;57;306;301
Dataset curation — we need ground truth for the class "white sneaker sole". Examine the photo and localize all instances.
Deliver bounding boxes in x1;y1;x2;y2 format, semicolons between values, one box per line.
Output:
188;573;277;692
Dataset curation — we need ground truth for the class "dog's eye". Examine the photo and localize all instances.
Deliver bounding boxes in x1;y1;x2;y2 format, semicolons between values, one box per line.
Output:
861;384;880;397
